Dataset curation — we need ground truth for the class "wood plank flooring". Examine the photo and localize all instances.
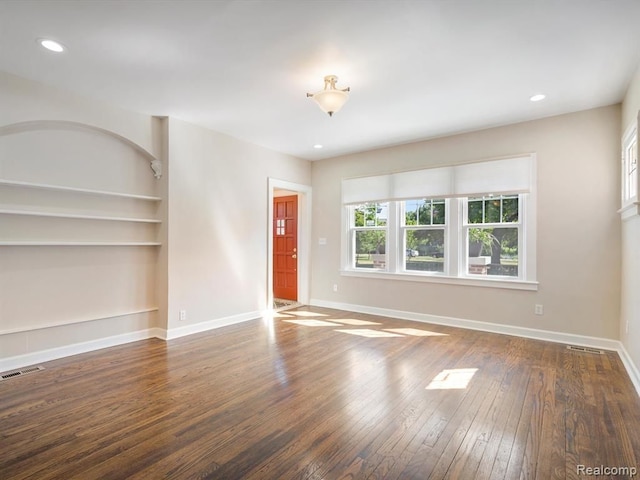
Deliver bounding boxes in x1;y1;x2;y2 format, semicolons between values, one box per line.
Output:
2;306;640;479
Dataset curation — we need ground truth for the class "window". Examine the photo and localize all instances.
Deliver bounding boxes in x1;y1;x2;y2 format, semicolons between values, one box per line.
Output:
622;124;638;206
350;202;388;270
403;199;446;273
342;156;537;289
465;195;520;277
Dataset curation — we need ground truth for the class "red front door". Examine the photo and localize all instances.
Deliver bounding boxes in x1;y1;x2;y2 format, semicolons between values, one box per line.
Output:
273;195;298;301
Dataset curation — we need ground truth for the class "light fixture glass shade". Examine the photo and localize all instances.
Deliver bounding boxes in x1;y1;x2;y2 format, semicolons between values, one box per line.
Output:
312;89;349;116
307;75;350;117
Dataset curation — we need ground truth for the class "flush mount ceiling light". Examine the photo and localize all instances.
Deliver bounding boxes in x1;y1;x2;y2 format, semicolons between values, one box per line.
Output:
307;75;350;117
38;38;65;53
530;93;546;102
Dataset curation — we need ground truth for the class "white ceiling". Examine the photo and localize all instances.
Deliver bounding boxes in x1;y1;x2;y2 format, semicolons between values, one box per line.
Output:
1;0;640;160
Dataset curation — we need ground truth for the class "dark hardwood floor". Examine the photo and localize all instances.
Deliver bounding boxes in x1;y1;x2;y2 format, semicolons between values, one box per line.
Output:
2;306;640;479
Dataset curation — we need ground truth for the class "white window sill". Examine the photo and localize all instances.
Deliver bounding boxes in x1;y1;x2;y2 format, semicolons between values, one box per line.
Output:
618;201;640;221
340;269;538;291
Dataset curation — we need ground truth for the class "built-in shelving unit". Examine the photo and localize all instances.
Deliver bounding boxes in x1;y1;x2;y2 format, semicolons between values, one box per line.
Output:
0;119;164;350
0;178;162;246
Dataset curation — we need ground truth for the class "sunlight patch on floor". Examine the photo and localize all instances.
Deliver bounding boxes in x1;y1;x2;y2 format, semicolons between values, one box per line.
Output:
336;329;404;338
288;311;329;317
264;312;294;319
284;319;342;327
426;368;478;390
332;318;382;326
384;328;448;337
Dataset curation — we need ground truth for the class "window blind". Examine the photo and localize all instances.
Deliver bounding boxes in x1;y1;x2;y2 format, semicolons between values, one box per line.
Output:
342;155;534;204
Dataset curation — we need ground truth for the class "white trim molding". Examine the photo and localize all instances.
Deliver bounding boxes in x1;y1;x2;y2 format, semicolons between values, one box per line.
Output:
340;269;539;291
0;328;158;374
310;298;640;397
618;344;640;396
618;201;640;221
621;121;638;208
267;178;312;309
163;310;261;340
0;308;159;335
1;310;262;373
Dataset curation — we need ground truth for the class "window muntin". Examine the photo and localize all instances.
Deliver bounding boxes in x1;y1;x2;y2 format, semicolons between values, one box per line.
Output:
403;199;446;273
350;203;388;270
404;198;445;226
465;196;520;278
468;195;518;224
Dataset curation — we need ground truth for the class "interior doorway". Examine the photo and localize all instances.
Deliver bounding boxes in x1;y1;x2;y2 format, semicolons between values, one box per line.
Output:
268;178;311;311
273;194;298;302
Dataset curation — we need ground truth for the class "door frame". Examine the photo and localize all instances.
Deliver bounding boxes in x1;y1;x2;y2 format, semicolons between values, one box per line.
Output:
267;178;312;309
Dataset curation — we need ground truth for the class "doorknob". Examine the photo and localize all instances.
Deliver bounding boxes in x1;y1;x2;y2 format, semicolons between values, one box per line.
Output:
292;254;297;258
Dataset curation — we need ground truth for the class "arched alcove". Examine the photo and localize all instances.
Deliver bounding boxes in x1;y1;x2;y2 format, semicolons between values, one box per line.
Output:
0;120;162;180
0;118;162;361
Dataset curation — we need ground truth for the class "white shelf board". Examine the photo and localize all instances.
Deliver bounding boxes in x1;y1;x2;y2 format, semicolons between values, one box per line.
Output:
0;209;161;223
0;242;162;246
0;178;162;201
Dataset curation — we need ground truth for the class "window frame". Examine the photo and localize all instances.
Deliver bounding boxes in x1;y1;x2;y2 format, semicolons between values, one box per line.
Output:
462;195;523;280
347;202;390;271
622;123;638;208
400;198;448;275
341;190;537;291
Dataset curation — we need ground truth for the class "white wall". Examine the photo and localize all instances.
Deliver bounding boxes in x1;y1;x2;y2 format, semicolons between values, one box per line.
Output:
620;64;640;373
0;72;163;371
165;118;310;335
311;105;621;340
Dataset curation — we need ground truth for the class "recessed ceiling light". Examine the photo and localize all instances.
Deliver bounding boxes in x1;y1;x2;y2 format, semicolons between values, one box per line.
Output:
313;144;323;149
38;38;65;53
530;94;546;102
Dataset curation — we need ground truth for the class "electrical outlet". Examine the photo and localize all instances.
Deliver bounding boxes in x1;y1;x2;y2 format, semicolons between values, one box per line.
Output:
179;310;187;321
333;284;338;292
534;304;543;315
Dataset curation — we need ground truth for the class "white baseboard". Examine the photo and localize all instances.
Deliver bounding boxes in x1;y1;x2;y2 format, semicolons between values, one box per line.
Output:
617;344;640;396
0;328;157;373
310;298;640;396
1;311;262;372
164;310;261;340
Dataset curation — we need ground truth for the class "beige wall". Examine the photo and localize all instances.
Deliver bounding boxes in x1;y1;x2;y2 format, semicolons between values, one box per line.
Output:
310;105;621;340
0;72;157;156
165;118;310;332
622;65;640;133
620;63;640;372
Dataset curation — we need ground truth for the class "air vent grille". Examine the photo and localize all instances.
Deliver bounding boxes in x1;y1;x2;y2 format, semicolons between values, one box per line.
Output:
566;345;605;355
0;365;45;381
